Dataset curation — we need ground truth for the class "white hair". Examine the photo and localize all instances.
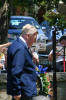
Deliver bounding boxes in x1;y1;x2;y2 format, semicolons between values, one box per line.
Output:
22;24;38;35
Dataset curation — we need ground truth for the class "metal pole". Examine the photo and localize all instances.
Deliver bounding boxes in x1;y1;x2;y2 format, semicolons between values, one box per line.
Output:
52;29;57;100
63;46;65;72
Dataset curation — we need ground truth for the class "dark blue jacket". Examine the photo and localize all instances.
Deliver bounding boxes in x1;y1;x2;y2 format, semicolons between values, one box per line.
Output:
7;38;37;96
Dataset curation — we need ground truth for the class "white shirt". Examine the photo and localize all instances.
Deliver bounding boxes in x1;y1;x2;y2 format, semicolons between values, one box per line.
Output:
19;36;28;48
49;47;66;62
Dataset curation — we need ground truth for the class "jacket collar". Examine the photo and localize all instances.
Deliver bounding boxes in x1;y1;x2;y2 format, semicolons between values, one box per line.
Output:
17;37;32;57
19;36;28;48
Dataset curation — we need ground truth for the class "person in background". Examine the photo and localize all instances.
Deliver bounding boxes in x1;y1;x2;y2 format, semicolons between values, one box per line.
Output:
48;34;66;72
32;52;40;73
48;48;62;71
0;63;3;69
0;42;11;50
0;42;11;69
32;52;39;65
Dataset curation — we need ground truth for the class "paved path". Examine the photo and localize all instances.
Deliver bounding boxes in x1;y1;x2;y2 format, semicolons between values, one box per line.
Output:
0;90;12;100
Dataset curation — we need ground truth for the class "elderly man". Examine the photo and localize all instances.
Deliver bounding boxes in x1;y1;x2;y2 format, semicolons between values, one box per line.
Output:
7;24;50;100
7;24;38;100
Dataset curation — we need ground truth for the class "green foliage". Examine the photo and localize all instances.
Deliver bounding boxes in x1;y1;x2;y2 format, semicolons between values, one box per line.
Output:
43;10;66;28
12;0;33;8
0;0;4;8
0;1;2;8
43;11;60;26
37;0;59;9
39;0;47;6
57;15;66;29
0;0;8;8
40;73;50;96
63;0;66;4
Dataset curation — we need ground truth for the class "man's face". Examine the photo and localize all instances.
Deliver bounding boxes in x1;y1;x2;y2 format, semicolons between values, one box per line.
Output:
60;40;66;46
28;32;38;47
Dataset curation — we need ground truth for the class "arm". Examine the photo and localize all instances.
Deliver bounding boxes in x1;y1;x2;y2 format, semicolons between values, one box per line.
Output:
0;42;11;55
0;63;3;69
0;42;11;49
48;50;53;62
48;49;61;62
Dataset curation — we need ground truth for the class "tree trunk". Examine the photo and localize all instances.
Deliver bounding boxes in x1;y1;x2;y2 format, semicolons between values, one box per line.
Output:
0;1;8;44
